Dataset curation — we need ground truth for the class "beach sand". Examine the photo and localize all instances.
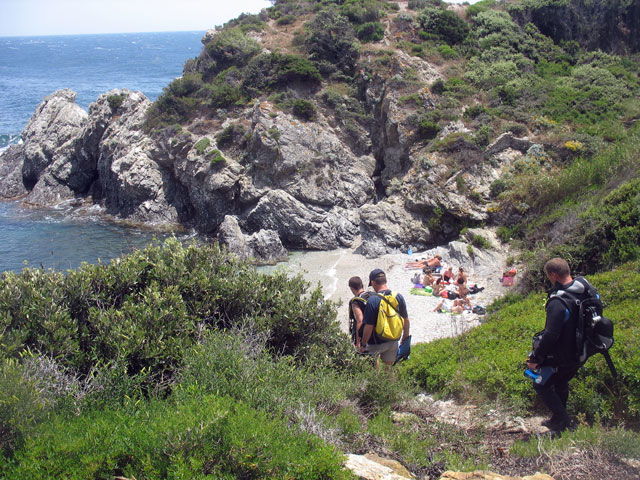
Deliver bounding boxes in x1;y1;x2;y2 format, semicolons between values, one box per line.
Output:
260;239;516;345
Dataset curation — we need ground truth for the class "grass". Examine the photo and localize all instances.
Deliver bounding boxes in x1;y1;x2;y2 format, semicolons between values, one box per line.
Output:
400;260;640;422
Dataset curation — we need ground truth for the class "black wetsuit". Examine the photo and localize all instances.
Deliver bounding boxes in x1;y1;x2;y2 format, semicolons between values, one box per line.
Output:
530;277;594;429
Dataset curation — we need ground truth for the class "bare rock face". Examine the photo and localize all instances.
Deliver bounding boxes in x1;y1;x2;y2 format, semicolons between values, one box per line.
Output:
94;90;184;223
344;453;414;480
0;145;28;198
359;198;432;258
217;215;287;264
19;89;89;204
173;136;243;233
246;189;359;250
245;102;376;209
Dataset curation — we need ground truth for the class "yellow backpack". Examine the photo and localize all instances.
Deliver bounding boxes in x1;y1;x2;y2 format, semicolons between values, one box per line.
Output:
375;292;404;341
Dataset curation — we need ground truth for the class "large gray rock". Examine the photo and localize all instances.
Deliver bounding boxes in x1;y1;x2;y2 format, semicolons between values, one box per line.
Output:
173;136;243;232
217;215;288;264
359;198;432;257
246;229;288;264
245;102;376;209
17;89;90;205
246;189;359;250
0;144;28;198
93;90;182;224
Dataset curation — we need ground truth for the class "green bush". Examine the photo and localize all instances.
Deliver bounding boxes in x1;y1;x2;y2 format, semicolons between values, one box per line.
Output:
194;137;210;154
291;98;317;120
207;149;225;165
243;53;322;96
340;0;382;24
0;239;348;400
0;359;47;454
418;118;440;140
215;124;235;147
106;93;127;112
178;328;352;416
437;44;458;59
203;28;262;77
305;9;359;76
2;394;350;479
355;21;385;42
417;7;470;44
276;14;297;26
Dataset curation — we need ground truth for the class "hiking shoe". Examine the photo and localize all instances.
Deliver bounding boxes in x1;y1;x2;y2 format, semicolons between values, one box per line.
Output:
541;417;570;432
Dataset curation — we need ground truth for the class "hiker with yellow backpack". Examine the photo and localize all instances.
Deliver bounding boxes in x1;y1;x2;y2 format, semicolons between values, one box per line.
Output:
359;269;411;367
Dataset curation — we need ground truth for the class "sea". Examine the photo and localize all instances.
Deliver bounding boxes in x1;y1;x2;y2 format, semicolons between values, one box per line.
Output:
0;31;379;309
0;31;204;272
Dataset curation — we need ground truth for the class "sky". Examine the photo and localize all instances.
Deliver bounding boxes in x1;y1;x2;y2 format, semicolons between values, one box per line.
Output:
0;0;479;37
0;0;273;37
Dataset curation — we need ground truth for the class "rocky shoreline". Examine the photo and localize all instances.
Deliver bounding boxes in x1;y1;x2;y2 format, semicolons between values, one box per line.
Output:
0;80;535;265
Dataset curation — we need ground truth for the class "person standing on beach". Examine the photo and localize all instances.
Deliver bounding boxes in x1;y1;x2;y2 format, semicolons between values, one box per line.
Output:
359;269;410;367
348;276;370;348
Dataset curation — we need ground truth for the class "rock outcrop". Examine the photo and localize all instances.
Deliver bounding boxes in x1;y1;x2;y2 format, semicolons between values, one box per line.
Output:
344;453;414;480
0;35;527;259
217;215;287;264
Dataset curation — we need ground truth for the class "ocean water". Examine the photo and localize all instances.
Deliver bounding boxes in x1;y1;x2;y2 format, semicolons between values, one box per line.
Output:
0;31;204;148
0;31;203;272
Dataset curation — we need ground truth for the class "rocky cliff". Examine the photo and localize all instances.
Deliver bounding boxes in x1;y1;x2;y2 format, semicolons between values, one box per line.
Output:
0;3;577;261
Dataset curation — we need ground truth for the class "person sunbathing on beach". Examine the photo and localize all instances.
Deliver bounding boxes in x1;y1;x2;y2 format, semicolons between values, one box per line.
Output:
456;277;472;309
405;255;442;269
433;298;464;314
422;272;436;286
441;266;454;283
455;267;467;285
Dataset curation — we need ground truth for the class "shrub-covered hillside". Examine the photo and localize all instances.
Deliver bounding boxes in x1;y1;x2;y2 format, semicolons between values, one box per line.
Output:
143;0;639;282
2;1;640;478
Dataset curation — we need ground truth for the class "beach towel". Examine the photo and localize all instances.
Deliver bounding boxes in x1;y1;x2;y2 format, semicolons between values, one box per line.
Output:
410;287;432;296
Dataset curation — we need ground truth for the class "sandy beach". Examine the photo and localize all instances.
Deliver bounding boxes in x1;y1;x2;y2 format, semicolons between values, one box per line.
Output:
261;231;517;345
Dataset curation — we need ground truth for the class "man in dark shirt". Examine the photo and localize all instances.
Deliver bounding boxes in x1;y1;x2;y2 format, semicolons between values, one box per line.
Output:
527;257;590;433
359;269;410;366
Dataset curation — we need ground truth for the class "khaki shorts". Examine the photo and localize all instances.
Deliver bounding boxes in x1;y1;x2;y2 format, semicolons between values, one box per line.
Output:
365;340;399;364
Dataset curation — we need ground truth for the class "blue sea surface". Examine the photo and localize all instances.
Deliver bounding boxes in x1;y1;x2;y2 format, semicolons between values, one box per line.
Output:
0;31;204;147
0;31;203;273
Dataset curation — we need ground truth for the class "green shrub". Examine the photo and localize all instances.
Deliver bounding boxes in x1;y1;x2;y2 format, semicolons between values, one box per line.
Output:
306;9;359;76
418;119;440;140
203;28;262;77
178;328;352;415
106;93;127;112
355;21;385;42
207;149;225;165
340;0;381;24
464;104;489;119
2;394;350;479
0;359;47;454
276;14;297;26
291;98;317;121
0;239;348;400
243;53;321;96
215;124;235;147
471;234;492;249
194;137;210;154
417;7;470;44
437;44;458;59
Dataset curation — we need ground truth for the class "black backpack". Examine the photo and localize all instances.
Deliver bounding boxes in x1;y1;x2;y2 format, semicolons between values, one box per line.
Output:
348;292;373;344
551;277;617;377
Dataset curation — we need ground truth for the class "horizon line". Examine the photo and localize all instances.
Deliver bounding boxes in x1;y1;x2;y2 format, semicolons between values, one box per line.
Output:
0;29;209;39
